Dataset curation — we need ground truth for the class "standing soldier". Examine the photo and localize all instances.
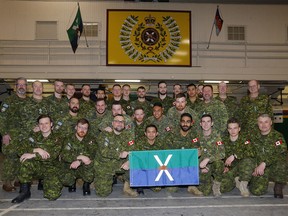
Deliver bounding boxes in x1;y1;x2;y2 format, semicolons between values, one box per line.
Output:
167;93;200;133
151;81;174;115
198;114;225;197
79;84;94;117
60;118;96;196
130;86;153;117
195;85;228;134
94;114;137;197
186;83;202;110
0;77;28;192
11;114;63;203
46;80;68;120
215;81;238;119
107;84;128;112
146;102;172;139
133;107;148;140
220;118;256;197
250;114;287;198
121;84;134;116
238;80;273;133
65;83;76;101
172;83;183;99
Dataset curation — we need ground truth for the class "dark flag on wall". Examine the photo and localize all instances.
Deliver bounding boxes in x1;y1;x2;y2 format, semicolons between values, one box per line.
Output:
214;7;223;36
67;5;83;53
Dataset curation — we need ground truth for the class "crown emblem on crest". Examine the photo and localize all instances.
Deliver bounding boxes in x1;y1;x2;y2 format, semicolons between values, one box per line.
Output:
145;14;156;27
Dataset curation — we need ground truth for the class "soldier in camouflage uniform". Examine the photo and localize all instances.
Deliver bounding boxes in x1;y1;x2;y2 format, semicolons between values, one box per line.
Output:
53;97;83;135
107;84;129;113
197;114;225;197
220;118;256;197
94;114;137;197
46;79;68;120
88;98;112;137
146;102;173;139
79;84;95;117
172;83;183;99
166;113;201;194
11;114;63;203
186;83;202;110
0;77;28;192
195;85;228;134
60;118;96;196
98;101;134;134
167;93;200;133
250;114;287;198
238;80;273;134
133;107;148;140
121;84;134;116
130;86;153;117
215;81;238;119
151;81;174;115
65;83;76;101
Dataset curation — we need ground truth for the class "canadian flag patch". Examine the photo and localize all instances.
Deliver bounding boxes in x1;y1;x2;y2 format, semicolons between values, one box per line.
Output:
165;127;171;132
216;141;223;146
128;140;135;146
192;138;199;143
275;140;283;146
244;140;250;145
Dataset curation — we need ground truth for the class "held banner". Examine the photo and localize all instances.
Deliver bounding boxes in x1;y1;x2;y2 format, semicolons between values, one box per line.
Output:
107;10;191;66
129;149;199;187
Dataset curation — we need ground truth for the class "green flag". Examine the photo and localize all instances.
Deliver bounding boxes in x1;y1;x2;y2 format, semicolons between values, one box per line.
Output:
67;6;83;53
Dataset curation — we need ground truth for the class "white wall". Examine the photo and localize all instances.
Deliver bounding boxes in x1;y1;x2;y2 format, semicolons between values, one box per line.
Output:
0;1;288;81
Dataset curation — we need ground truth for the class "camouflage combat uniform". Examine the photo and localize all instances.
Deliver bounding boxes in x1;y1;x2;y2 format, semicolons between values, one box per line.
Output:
238;94;273;133
134;120;148;140
198;130;225;195
46;94;68;121
98;114;135;134
151;96;174;115
145;115;173;139
88;110;112;137
249;129;287;196
186;97;202;110
130;100;153;117
0;93;28;184
78;98;95;118
17;131;63;200
167;106;200;134
94;130;135;197
60;132;97;186
167;128;200;150
220;133;256;193
215;95;239;119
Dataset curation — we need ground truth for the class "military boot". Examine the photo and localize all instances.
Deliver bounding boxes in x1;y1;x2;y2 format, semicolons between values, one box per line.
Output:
83;182;91;196
68;183;76;192
11;183;31;203
37;179;44;191
187;186;204;196
212;181;221;197
234;176;240;189
2;181;16;192
274;183;284;199
123;181;138;197
239;181;250;197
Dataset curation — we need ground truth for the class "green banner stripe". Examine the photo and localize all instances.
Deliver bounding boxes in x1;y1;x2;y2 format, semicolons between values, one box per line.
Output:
130;149;198;170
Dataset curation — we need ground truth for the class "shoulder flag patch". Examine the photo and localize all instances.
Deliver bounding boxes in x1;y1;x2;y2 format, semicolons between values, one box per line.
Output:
128;140;135;146
192;138;199;143
216;141;223;146
275;140;283;146
244;140;251;145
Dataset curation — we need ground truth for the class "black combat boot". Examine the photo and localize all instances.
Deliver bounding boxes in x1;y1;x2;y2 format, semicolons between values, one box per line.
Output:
274;183;284;199
83;182;91;196
11;183;31;203
68;183;76;192
37;179;44;191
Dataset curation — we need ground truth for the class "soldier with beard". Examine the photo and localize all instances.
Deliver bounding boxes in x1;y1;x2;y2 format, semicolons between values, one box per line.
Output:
46;80;68;120
79;84;94;117
131;86;153;117
151;81;173;115
133;107;148;140
94;114;137;197
60;118;96;195
167;93;200;133
53;97;82;135
0;77;28;192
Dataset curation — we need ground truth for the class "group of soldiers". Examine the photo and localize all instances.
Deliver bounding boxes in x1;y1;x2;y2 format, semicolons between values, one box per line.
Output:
0;77;287;203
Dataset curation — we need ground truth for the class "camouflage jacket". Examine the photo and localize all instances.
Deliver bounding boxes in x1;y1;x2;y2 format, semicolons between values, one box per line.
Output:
145;115;173;139
168;128;200;150
130;99;153;117
215;95;239;119
151;96;174;115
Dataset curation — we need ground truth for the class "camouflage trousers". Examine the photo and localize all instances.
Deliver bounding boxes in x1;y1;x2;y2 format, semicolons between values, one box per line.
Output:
221;158;256;193
18;159;62;200
1;155;19;182
94;159;128;197
250;159;288;196
198;160;224;196
60;163;95;186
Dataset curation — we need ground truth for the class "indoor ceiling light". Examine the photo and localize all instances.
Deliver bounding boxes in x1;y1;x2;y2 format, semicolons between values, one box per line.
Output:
115;80;141;83
204;80;229;84
27;79;49;83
